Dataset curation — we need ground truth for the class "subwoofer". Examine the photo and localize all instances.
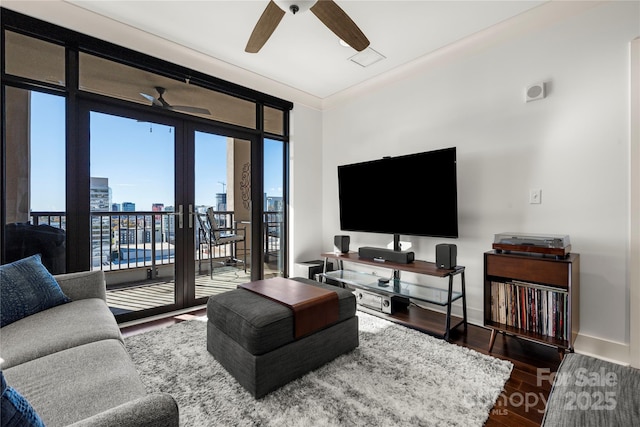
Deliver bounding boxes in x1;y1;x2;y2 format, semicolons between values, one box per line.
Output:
436;244;457;269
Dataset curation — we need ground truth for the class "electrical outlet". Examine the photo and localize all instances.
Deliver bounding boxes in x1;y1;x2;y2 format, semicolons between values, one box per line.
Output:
529;189;542;204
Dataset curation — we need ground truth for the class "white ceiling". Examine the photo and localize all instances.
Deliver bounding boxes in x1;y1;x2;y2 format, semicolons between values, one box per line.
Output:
61;0;548;99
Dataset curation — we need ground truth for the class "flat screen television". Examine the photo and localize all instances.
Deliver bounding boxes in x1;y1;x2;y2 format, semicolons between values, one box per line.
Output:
337;147;458;239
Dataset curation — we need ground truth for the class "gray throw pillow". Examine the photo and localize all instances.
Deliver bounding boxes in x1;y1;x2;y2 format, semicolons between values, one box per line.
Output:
0;254;70;328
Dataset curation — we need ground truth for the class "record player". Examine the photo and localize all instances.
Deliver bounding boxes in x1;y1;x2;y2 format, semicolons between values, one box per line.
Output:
492;232;571;258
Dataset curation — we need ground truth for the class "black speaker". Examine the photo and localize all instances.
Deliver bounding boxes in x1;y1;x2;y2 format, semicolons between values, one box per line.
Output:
358;246;415;264
436;244;457;269
334;235;350;253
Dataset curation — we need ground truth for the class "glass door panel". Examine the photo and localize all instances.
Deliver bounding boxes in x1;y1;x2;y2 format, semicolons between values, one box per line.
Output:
193;131;251;300
2;88;67;274
89;112;177;315
264;139;284;278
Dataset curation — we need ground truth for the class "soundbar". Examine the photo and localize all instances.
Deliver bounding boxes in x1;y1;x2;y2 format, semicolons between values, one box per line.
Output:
358;247;415;264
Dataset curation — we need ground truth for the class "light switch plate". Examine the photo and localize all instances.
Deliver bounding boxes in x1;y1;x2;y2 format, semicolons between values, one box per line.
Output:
529;189;542;204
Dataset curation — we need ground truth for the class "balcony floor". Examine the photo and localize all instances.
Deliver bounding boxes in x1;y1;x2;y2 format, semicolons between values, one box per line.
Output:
106;264;278;314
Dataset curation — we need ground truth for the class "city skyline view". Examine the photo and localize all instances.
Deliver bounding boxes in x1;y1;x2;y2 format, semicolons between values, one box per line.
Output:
30;91;284;213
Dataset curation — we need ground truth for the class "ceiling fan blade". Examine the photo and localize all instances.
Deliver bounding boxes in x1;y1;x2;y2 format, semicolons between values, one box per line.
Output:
310;0;369;52
140;92;163;107
170;105;212;115
245;0;286;53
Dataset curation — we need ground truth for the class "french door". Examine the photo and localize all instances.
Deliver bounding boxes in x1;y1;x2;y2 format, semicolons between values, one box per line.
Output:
188;124;257;306
80;101;261;321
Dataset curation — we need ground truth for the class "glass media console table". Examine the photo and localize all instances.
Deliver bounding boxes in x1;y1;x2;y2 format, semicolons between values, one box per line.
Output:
317;252;467;341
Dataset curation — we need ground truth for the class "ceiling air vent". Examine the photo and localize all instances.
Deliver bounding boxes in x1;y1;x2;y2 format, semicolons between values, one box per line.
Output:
349;47;386;68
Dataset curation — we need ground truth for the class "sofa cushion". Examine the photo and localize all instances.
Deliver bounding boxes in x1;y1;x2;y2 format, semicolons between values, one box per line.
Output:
0;298;123;370
54;270;106;302
0;254;70;327
1;371;45;427
3;339;148;427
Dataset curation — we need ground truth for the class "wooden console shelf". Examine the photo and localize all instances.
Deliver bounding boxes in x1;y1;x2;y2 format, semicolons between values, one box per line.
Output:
484;250;580;358
320;252;467;340
322;251;455;277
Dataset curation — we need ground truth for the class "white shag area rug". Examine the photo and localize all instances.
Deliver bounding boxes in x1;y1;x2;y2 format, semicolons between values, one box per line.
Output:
125;312;512;426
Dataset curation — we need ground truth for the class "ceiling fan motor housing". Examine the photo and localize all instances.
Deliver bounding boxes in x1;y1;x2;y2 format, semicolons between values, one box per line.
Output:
246;0;369;53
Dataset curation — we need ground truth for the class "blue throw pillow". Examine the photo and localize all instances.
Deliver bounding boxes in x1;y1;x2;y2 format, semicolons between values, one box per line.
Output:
0;254;70;328
1;371;45;427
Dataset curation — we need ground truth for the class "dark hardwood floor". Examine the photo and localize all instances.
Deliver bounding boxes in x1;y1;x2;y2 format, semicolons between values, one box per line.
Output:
447;319;560;426
120;305;560;427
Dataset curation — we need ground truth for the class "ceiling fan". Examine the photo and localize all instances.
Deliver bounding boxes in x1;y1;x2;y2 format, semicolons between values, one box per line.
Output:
140;87;211;115
246;0;370;53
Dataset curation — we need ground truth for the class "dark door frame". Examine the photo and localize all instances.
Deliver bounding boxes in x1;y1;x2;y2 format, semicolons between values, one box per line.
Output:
76;97;266;321
184;121;262;307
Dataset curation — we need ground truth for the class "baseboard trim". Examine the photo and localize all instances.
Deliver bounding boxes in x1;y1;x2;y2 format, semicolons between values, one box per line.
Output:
369;302;631;365
574;333;630;366
118;304;207;329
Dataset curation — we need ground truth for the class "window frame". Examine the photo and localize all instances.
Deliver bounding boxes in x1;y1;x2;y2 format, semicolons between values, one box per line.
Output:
1;8;292;278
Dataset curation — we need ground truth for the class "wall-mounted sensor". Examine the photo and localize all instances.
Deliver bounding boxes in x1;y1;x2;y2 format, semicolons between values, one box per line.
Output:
525;82;546;102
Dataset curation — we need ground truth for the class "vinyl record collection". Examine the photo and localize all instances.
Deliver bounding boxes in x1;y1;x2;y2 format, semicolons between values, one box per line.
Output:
490;280;568;340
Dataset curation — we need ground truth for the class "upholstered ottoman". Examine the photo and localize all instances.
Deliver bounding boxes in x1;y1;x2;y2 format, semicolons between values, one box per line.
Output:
207;277;358;398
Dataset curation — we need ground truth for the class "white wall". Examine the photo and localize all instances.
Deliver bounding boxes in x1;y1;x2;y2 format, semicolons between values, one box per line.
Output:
289;104;325;274
319;1;639;363
631;37;640;368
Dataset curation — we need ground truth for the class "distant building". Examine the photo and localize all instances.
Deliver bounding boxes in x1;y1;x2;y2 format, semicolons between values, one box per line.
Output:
90;177;111;211
264;195;283;239
151;203;164;228
111;203;121;212
89;177;111;266
122;202;135;212
215;193;226;211
265;195;283;212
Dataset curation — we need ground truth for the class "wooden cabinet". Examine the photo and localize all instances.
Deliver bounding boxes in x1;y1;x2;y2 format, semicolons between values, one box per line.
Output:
484;251;579;356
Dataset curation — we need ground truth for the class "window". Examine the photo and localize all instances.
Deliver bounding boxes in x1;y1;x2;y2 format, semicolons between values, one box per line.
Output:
79;53;257;129
2;9;291;289
4;30;65;85
264;106;284;135
4;87;66;274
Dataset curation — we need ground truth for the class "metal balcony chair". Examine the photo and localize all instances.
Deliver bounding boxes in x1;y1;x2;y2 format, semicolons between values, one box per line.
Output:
201;207;246;277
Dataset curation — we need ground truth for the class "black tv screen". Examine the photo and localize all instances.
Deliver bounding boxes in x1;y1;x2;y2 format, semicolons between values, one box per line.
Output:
338;147;458;238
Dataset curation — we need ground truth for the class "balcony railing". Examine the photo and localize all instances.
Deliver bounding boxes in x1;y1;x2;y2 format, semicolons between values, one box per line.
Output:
90;210;179;272
27;210;282;273
30;212;66;228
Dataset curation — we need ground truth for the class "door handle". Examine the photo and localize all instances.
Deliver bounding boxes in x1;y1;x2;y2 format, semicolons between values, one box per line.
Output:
188;204;194;229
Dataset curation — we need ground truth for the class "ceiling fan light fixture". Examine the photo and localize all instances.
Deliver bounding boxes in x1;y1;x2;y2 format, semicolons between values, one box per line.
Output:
274;0;316;14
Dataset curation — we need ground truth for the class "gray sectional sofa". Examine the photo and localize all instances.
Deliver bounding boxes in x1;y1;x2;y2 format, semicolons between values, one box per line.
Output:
0;270;179;427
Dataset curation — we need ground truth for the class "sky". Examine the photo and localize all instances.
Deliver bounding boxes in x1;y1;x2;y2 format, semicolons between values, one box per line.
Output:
30;91;284;212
